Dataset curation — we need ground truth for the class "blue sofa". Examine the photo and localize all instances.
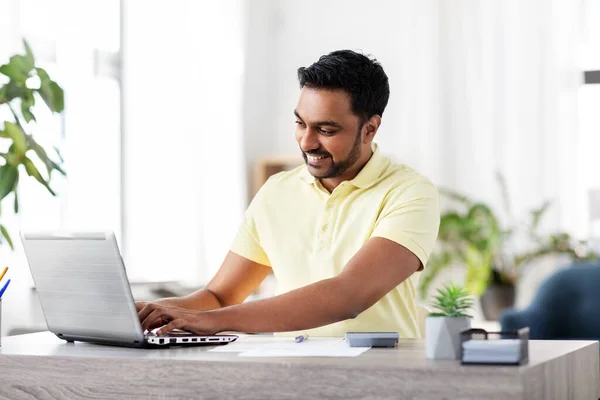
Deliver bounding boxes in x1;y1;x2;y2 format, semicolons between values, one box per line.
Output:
500;263;600;340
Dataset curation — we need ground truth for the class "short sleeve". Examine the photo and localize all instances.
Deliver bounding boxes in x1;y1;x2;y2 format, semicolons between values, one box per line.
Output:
370;181;440;269
230;184;272;267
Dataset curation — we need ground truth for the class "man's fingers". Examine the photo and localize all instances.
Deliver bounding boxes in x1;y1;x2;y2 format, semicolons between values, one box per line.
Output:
135;301;147;312
137;303;156;323
137;303;200;333
141;307;171;331
137;302;186;331
157;320;183;336
143;315;167;332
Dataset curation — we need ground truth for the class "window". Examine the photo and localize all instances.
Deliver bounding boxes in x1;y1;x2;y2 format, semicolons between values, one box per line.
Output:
579;0;600;242
2;0;122;279
0;0;122;336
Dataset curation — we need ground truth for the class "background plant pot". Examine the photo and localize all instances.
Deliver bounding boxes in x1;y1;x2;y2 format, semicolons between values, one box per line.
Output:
425;316;471;360
480;283;515;321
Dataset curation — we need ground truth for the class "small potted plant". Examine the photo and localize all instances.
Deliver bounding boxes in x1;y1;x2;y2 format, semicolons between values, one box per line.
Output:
425;282;473;360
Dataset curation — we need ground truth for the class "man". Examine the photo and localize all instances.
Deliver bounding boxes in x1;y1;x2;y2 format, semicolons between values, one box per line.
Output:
137;50;440;338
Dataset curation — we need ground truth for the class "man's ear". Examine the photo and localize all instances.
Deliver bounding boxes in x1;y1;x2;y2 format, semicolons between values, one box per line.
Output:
363;115;382;143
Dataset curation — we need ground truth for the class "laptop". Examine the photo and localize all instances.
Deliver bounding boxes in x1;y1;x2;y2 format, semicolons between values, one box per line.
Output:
20;231;238;348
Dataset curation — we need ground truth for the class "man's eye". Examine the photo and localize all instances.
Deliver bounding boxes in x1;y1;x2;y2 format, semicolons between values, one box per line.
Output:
295;121;304;126
318;128;334;135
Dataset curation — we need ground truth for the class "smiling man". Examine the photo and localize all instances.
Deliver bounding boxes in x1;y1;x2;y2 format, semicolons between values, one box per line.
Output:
137;50;440;338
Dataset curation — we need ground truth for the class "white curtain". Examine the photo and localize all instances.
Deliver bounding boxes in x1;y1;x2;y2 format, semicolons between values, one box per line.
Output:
123;0;247;284
435;0;583;236
432;0;585;307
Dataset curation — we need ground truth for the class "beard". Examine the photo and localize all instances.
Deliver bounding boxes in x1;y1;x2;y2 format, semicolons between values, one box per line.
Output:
301;129;362;179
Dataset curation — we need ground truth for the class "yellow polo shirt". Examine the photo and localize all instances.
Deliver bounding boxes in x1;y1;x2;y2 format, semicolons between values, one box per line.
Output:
231;143;440;338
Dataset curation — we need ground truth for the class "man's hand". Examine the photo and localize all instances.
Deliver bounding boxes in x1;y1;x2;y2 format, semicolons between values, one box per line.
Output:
137;302;222;335
135;298;180;313
135;301;149;313
134;251;271;332
135;251;270;313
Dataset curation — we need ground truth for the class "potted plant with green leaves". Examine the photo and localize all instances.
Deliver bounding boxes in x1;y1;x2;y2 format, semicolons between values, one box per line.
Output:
425;282;473;360
0;39;65;248
419;173;597;320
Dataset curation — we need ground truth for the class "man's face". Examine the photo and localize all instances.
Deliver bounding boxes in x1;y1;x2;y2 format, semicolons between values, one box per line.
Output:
294;88;366;179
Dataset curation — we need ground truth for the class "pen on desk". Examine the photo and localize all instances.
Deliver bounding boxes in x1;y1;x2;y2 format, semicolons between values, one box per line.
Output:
0;266;7;282
0;278;11;298
295;334;308;343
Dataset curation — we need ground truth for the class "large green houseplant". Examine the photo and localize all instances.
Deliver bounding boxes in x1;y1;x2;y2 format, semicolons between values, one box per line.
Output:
0;40;65;248
419;173;597;319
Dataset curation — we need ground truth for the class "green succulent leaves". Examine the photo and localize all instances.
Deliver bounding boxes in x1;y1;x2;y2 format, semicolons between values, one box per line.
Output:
428;282;474;318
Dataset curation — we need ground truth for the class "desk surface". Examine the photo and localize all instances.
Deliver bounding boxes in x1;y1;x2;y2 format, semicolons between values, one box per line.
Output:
0;332;598;400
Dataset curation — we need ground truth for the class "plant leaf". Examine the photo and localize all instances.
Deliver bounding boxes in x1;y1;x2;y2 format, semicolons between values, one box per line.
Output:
53;146;65;163
28;137;65;176
464;244;492;295
529;200;551;234
36;67;64;112
13;188;19;213
23;39;35;66
36;68;54;110
21;90;36;123
50;81;64;112
2;81;26;103
21;104;36;123
22;157;56;196
428;313;448;318
0;225;14;250
439;187;473;206
438;212;465;242
0;85;7;103
0;164;19;201
3;122;28;155
7;103;26;132
428;281;474;317
0;54;32;81
17;53;34;74
0;61;22;80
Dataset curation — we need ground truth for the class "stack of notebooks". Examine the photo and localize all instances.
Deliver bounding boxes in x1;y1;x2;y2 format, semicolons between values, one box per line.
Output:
460;327;529;365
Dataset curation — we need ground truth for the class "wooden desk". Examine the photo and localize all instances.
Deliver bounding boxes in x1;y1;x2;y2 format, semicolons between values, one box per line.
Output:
0;332;598;399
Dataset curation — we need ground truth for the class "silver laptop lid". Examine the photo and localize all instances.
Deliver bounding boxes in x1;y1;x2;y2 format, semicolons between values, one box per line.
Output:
21;231;145;345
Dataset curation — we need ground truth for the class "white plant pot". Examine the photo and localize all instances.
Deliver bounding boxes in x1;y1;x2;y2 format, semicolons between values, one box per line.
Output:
425;316;471;360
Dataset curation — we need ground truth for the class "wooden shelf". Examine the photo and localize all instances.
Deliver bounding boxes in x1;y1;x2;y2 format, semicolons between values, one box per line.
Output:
252;155;303;195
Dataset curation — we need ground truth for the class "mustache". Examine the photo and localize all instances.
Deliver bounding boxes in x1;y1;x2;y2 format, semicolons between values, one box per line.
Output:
304;150;331;157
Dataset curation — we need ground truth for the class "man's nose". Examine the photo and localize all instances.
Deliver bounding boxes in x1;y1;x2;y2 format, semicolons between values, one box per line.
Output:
300;128;320;153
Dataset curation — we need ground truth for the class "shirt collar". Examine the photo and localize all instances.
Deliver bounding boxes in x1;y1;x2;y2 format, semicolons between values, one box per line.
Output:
299;142;386;189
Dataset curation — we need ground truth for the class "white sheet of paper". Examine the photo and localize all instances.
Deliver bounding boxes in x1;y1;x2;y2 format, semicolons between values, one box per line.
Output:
208;337;370;357
208;337;293;353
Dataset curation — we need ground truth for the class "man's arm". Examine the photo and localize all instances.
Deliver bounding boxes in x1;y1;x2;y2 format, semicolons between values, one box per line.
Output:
135;251;272;313
138;237;420;334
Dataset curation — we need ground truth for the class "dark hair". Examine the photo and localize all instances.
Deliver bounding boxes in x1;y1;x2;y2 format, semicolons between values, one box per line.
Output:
297;50;390;125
